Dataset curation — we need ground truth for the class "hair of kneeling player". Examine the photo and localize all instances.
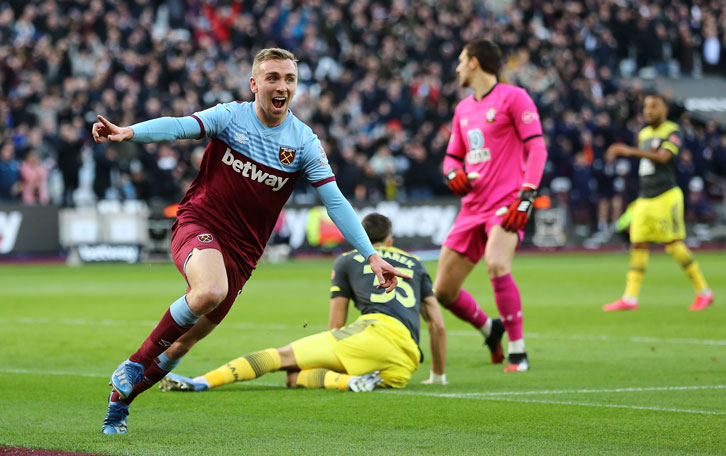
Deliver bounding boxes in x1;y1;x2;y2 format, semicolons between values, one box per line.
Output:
362;213;392;244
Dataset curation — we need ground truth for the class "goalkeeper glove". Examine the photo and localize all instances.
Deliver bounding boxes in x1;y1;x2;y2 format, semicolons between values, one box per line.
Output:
501;186;538;232
446;168;472;197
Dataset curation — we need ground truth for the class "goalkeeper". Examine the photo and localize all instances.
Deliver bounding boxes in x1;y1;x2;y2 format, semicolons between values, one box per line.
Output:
435;39;548;372
160;213;447;393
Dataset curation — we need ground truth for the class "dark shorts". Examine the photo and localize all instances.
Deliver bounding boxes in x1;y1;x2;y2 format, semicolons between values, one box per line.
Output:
170;222;250;324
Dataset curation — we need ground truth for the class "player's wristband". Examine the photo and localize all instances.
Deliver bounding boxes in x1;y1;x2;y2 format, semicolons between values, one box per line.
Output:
428;371;447;384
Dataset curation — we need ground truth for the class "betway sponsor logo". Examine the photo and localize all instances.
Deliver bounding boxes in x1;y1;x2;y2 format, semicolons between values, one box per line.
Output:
77;244;140;263
222;149;289;192
0;211;22;254
684;97;726;112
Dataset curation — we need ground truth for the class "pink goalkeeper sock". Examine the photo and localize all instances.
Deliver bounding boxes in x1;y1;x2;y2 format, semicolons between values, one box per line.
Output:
445;289;488;329
491;273;523;341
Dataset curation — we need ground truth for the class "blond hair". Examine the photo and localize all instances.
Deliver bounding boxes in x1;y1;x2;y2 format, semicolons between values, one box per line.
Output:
252;48;298;77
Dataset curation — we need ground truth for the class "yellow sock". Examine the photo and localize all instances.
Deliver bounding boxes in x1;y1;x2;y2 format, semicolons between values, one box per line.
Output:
296;369;351;391
624;247;648;299
665;241;708;293
203;348;281;388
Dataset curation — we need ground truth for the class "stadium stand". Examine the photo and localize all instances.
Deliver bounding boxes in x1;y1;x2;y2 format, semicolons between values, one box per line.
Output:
1;0;725;237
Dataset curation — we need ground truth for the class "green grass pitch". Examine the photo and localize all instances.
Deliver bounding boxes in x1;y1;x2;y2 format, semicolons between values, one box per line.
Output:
0;251;724;455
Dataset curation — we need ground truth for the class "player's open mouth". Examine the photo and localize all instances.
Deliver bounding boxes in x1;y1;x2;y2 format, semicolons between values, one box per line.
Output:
272;97;286;109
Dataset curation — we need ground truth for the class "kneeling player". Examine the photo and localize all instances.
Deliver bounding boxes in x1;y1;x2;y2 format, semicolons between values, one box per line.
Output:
160;213;447;393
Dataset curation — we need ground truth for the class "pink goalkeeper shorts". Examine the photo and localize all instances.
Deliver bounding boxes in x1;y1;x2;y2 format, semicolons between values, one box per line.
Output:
442;211;523;264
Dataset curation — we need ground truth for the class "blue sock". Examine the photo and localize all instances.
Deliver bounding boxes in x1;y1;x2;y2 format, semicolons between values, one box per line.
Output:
155;352;182;372
169;295;200;327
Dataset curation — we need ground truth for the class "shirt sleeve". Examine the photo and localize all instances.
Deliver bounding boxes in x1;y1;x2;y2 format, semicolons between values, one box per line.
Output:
445;108;466;160
662;127;682;156
191;102;236;139
330;254;353;298
129;116;202;143
315;181;376;260
300;135;336;186
418;263;435;299
510;88;544;142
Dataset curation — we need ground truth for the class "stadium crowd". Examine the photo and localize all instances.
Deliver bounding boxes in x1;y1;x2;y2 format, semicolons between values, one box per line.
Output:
1;0;726;233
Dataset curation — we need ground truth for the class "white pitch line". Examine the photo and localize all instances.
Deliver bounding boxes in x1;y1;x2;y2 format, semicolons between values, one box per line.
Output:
475;396;726;416
2;367;724;415
524;332;726;347
1;317;726;346
2;368;722;416
382;389;726;416
388;384;726;398
0;368;107;378
3;367;724;398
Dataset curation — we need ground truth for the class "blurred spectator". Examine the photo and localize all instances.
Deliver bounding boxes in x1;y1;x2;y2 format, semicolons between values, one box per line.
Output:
593;151;623;235
19;150;49;205
404;142;442;200
0;0;723;233
569;151;594;226
331;145;363;198
93;147;119;201
0;143;21;202
56;123;82;207
702;23;723;74
712;134;726;177
686;176;717;222
676;148;696;201
369;145;397;178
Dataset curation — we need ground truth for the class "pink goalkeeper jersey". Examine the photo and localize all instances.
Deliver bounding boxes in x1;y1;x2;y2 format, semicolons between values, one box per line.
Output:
446;83;543;215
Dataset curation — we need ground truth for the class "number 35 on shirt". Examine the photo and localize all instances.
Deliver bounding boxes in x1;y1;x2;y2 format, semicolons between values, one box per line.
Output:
364;265;415;308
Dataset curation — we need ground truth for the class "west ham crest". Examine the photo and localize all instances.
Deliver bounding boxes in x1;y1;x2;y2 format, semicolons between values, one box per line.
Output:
197;233;214;243
279;147;296;166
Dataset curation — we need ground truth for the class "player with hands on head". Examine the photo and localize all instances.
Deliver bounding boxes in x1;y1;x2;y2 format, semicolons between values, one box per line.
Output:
97;48;409;435
159;213;447;393
437;39;548;372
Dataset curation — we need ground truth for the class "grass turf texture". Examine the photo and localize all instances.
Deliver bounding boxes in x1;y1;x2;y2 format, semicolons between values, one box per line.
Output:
0;251;724;455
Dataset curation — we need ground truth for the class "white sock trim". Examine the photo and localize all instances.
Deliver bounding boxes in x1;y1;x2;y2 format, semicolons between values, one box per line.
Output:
479;318;493;338
508;338;525;354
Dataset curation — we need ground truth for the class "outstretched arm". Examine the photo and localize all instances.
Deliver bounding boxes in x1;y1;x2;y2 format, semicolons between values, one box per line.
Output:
606;143;673;164
92;115;202;144
315;181;411;292
420;295;447;384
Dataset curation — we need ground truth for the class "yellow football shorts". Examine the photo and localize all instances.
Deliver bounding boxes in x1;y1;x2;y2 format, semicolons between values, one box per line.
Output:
290;313;421;388
630;186;685;244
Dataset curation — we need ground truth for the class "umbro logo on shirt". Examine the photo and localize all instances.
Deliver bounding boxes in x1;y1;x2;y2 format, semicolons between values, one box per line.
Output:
222;149;290;192
235;133;249;143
